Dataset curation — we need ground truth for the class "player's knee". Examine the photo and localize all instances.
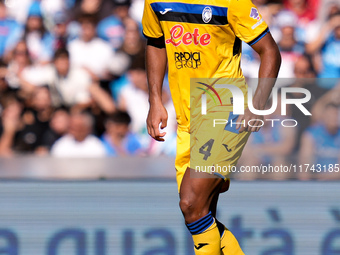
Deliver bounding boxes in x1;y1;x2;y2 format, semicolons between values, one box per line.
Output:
179;197;208;223
179;197;192;215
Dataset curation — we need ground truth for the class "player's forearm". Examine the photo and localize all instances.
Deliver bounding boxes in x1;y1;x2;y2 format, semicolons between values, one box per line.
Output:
252;36;281;110
146;45;167;105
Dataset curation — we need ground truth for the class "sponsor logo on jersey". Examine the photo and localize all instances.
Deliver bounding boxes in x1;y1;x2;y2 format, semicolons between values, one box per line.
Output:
160;8;172;14
202;6;212;23
251;18;264;29
222;144;232;152
175;52;201;69
194;243;209;250
250;7;261;20
166;25;211;46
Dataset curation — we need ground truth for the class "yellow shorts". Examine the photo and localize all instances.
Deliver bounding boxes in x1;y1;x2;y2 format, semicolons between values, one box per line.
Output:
175;77;251;192
175;111;250;192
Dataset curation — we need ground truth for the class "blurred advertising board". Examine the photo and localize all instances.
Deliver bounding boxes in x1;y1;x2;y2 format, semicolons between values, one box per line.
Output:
0;181;339;255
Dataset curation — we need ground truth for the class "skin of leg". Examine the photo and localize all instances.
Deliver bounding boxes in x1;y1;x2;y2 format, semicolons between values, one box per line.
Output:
179;167;224;224
210;191;220;218
220;179;230;194
210;178;230;218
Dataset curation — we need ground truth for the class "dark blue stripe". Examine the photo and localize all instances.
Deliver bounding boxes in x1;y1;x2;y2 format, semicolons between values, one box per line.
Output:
189;219;214;234
192;218;214;234
151;2;228;17
187;212;215;235
249;28;269;46
187;211;212;227
187;215;213;231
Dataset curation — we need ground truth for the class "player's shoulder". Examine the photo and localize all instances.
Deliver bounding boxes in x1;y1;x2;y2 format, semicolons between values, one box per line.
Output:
226;0;256;10
227;0;254;5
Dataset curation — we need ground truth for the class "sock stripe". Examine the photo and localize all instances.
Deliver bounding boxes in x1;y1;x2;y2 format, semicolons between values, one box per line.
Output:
187;216;213;232
191;218;214;234
187;212;215;235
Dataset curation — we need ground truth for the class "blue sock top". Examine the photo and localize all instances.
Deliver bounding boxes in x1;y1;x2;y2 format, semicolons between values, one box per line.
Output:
186;211;214;235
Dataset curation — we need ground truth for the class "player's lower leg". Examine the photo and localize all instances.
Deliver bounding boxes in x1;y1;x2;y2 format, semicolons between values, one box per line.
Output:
210;180;245;255
179;168;223;254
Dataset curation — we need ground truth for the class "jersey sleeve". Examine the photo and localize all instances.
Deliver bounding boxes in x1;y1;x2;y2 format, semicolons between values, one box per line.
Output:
228;0;269;46
142;0;163;39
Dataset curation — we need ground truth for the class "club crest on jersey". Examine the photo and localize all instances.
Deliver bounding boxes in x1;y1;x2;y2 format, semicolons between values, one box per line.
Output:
202;6;212;23
250;7;260;20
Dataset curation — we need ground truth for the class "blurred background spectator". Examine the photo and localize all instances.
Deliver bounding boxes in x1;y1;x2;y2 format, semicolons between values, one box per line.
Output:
288;54;326;151
52;11;72;50
0;94;22;156
22;1;54;63
5;40;33;90
276;11;305;79
69;0;113;21
51;111;106;157
0;0;338;180
96;0;129;51
36;107;70;154
101;110;142;156
0;1;21;58
67;13;114;80
14;86;53;153
299;87;340;180
19;48;94;107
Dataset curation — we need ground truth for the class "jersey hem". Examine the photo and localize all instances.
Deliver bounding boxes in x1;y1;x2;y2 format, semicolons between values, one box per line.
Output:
247;27;269;46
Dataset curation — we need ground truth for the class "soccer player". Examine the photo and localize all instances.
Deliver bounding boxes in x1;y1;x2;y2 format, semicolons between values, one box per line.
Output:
142;0;281;253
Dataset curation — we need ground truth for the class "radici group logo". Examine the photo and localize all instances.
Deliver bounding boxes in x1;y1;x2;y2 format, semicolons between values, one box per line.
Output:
194;78;312;129
175;52;201;69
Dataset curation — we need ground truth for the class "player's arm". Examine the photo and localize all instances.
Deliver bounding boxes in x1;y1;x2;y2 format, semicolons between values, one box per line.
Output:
142;0;168;141
146;42;168;141
251;33;281;107
237;33;281;133
228;0;281;132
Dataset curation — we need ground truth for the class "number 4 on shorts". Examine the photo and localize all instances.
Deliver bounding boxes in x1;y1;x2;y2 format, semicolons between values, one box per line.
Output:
199;139;214;160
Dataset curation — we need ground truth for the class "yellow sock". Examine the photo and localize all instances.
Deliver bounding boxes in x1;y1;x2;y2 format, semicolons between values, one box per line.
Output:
220;227;245;255
187;212;222;255
192;220;221;255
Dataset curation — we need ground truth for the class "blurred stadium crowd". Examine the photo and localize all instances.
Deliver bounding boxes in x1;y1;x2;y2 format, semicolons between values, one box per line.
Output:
0;0;339;179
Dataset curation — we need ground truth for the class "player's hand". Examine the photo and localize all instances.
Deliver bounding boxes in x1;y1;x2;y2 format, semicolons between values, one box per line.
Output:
147;102;168;142
236;108;263;133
